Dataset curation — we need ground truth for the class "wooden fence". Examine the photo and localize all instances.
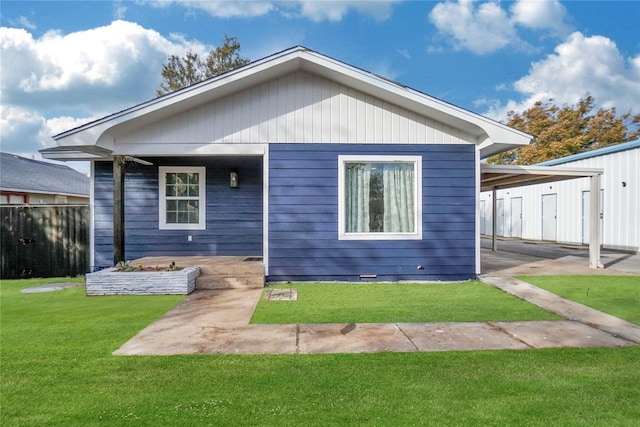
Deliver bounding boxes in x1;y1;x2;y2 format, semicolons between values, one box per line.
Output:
1;205;89;279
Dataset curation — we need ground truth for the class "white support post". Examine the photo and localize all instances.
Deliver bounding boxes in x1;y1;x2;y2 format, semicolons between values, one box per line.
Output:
492;188;498;252
589;174;603;268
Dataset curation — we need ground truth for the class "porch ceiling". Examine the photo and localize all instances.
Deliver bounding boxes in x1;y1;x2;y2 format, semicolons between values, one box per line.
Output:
481;164;603;192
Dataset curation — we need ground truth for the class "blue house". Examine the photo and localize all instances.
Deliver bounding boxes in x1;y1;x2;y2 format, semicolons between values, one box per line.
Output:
42;47;531;282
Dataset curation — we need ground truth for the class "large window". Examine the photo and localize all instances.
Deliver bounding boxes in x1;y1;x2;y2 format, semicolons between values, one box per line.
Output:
159;167;206;230
338;155;422;240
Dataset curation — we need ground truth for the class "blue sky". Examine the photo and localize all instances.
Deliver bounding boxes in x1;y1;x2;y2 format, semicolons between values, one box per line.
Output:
1;1;639;173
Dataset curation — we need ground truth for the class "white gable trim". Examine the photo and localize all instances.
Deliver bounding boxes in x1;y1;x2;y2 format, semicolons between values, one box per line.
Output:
50;47;530;159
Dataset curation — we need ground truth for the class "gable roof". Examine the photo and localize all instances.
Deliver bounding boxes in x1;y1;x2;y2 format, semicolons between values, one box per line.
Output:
0;153;89;197
43;46;531;160
537;139;640;166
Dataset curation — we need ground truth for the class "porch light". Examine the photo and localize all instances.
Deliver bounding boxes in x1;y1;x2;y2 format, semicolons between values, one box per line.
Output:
230;171;239;188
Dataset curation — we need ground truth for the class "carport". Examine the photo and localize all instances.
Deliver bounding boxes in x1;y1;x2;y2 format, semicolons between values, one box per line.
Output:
481;164;604;269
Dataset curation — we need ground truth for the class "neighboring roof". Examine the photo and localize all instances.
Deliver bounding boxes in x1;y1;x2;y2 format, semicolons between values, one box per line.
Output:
43;46;531;161
0;152;89;197
538;139;640;166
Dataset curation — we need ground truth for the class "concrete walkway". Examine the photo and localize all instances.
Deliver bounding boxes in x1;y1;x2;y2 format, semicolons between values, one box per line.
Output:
114;277;639;356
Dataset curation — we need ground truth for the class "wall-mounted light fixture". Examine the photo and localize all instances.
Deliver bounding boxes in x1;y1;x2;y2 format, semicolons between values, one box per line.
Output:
230;170;239;188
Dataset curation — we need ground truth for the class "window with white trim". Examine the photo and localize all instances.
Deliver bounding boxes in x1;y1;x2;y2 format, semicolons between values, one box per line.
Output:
338;155;422;240
159;167;206;230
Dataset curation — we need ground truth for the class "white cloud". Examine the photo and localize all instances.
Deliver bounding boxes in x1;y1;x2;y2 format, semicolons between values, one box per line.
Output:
483;32;640;120
429;0;519;55
0;106;45;151
397;48;411;59
510;0;570;36
177;0;274;18
429;0;572;55
114;1;128;19
1;21;205;98
8;16;37;31
0;20;212;164
142;0;397;21
296;1;397;22
40;116;102;142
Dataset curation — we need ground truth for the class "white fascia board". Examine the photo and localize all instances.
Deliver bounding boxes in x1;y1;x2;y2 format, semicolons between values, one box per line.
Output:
112;143;267;157
482;164;604;177
40;145;113;161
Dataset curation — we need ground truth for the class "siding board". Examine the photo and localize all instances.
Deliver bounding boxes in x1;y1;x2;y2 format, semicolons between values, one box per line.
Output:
268;143;476;282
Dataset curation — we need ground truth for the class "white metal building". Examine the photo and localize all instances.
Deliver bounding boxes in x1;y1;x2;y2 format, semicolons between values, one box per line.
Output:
480;140;640;253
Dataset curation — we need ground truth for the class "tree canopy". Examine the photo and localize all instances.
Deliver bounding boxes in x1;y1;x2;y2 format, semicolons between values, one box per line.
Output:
156;35;250;97
487;95;640;165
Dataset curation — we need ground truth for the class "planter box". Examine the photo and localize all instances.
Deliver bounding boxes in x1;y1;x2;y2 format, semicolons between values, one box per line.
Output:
86;267;200;295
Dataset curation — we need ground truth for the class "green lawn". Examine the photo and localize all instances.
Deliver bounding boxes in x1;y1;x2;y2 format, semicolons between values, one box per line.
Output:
251;281;560;324
2;277;639;426
518;275;640;324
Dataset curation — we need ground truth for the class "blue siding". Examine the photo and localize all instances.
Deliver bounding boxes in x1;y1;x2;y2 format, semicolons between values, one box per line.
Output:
93;157;262;268
267;143;476;282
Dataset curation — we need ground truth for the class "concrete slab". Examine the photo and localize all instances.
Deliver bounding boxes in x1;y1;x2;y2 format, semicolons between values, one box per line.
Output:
114;323;212;355
297;323;417;354
481;238;640;276
264;288;298;301
481;276;640;343
160;288;263;327
493;320;635;349
398;322;530;352
200;325;297;354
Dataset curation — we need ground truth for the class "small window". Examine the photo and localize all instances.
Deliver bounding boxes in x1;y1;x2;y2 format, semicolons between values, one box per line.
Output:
338;155;422;240
159;167;206;230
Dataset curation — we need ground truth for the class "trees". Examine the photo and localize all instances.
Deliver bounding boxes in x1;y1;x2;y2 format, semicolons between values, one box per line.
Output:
487;95;640;165
156;35;250;97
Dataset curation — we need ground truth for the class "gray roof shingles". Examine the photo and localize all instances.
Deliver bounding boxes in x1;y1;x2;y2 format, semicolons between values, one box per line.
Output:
0;153;89;197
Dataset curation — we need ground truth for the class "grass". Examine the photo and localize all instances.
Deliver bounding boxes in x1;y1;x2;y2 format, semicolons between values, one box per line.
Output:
517;275;640;324
2;277;640;426
251;281;560;324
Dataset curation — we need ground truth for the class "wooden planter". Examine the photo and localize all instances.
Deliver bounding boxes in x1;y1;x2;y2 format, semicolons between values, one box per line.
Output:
86;267;200;295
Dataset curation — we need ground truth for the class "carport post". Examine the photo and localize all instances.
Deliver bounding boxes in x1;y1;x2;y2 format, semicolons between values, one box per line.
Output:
492;188;498;251
589;174;603;268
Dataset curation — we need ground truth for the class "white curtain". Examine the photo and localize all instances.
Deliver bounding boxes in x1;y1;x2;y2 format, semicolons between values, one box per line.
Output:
345;163;371;232
383;163;414;232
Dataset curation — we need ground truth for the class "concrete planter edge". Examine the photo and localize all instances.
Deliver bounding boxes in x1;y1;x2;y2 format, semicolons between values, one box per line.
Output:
86;267;200;295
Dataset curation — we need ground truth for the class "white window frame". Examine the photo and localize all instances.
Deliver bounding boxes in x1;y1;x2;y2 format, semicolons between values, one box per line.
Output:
159;166;206;230
338;155;422;240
